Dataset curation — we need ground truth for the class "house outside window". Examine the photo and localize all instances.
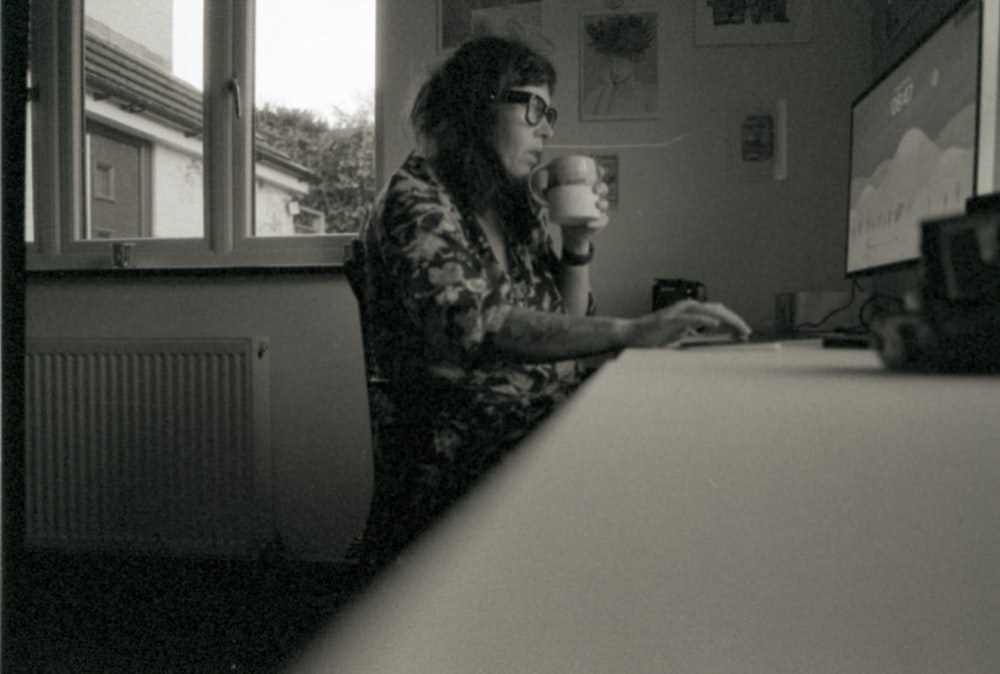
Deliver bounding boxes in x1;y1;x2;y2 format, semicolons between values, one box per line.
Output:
86;120;153;239
27;0;375;269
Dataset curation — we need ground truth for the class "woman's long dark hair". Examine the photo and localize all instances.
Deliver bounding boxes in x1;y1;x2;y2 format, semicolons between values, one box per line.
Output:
410;36;556;239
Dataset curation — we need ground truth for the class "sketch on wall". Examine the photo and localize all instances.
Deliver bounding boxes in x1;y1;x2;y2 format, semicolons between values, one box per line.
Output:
580;11;659;121
438;0;551;52
695;0;812;46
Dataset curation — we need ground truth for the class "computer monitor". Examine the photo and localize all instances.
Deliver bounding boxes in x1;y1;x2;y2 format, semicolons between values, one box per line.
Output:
846;0;983;277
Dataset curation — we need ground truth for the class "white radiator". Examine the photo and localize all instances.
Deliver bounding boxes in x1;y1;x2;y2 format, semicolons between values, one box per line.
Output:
24;338;272;558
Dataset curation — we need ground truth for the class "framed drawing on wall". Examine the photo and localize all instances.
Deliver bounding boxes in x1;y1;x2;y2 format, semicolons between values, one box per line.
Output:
695;0;813;46
580;11;659;121
438;0;549;52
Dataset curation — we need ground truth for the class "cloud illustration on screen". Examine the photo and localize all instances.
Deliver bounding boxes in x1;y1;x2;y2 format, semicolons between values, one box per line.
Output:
849;104;975;263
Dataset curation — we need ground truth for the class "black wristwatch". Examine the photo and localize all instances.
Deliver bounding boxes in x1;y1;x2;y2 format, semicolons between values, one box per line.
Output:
562;242;594;266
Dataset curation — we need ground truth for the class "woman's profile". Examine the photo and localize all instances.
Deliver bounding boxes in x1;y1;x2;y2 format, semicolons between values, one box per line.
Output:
355;35;749;573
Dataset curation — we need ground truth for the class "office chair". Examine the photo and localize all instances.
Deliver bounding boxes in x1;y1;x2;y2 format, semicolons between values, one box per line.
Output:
343;239;436;573
343;238;391;414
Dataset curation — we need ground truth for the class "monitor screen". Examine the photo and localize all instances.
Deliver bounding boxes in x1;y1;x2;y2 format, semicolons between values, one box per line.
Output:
846;0;982;277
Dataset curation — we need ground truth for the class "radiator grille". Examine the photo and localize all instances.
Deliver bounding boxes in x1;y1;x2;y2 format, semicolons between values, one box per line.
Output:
24;338;272;558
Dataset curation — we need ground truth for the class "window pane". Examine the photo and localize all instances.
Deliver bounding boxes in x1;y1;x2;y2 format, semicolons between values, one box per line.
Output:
252;0;375;237
83;0;205;240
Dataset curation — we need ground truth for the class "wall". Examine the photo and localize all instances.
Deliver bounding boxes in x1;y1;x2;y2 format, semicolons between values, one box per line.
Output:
378;0;873;331
85;0;172;70
25;272;372;563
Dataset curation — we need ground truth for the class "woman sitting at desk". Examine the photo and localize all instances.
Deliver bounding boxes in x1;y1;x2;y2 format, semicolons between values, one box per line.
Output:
358;35;751;568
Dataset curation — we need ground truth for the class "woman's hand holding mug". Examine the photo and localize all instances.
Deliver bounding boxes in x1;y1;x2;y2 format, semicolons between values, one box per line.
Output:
530;155;609;229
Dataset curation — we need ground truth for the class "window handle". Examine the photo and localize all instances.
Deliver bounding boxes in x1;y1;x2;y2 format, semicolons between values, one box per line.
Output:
228;75;242;119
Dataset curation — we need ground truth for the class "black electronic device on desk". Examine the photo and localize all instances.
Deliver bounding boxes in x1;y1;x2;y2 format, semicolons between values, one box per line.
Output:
653;278;706;310
873;207;1000;373
820;332;872;349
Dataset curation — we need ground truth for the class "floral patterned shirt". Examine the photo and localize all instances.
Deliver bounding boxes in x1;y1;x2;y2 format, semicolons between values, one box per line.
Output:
359;153;594;529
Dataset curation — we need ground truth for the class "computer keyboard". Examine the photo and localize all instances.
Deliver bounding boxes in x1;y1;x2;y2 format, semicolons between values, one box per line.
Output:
819;333;871;349
676;331;872;350
675;333;771;349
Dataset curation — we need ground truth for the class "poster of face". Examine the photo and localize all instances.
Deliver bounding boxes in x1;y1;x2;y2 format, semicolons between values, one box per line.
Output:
438;0;549;53
580;11;659;121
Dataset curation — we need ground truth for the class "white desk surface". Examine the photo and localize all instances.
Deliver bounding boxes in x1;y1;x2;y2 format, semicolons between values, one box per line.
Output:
293;341;1000;673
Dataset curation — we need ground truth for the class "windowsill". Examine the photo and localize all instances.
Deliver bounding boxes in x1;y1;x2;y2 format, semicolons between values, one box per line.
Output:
25;233;357;272
25;264;346;280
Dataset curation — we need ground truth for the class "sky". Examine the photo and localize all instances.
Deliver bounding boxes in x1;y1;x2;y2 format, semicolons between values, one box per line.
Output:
172;0;376;122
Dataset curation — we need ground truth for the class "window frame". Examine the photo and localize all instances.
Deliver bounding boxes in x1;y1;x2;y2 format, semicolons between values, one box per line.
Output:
27;0;354;271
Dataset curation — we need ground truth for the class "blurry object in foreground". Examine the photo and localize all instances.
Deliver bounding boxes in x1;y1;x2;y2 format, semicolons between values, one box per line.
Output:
874;206;1000;372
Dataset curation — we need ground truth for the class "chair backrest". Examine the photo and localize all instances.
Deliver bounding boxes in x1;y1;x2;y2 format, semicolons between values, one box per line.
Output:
343;239;452;570
344;238;387;387
343;238;367;314
344;238;419;568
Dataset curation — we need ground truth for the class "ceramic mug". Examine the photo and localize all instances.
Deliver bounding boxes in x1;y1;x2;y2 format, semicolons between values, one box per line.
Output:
529;155;602;225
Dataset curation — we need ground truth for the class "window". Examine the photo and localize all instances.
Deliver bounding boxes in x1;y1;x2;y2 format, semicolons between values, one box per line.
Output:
26;0;375;269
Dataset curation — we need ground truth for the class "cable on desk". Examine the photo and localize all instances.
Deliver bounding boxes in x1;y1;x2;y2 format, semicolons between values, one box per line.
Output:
794;278;864;333
858;292;904;331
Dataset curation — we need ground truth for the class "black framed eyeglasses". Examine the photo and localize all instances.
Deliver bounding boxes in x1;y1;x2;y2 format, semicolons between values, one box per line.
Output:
500;90;558;127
